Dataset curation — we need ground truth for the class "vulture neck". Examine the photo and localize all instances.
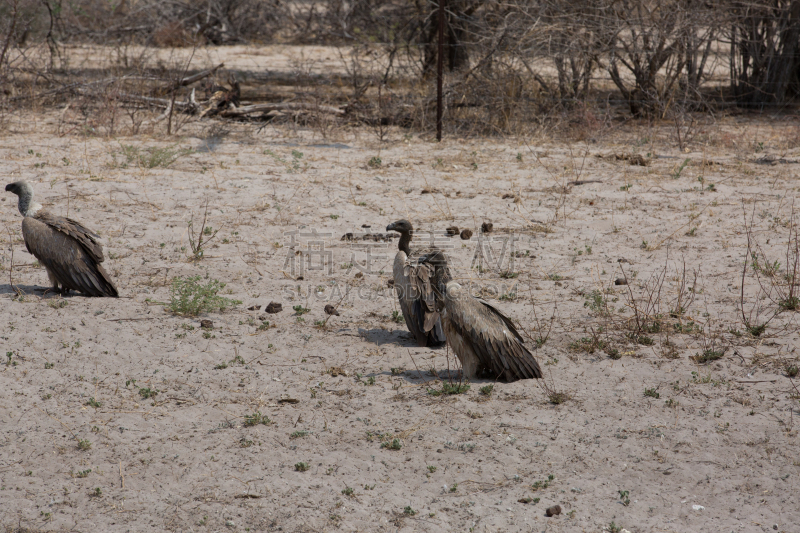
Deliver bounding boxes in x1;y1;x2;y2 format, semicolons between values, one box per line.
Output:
397;231;412;256
17;189;42;217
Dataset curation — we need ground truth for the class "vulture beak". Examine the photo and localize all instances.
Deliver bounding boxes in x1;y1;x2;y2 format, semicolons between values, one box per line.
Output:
5;183;15;193
386;222;398;232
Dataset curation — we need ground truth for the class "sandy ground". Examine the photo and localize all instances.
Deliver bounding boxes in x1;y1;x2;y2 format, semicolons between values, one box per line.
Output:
1;108;799;533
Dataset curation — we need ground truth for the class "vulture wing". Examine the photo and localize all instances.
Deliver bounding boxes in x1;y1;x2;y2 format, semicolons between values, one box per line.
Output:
23;213;118;297
393;251;445;347
443;283;542;381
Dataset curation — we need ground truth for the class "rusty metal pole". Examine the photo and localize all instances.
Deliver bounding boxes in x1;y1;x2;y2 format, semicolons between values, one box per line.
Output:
436;0;445;142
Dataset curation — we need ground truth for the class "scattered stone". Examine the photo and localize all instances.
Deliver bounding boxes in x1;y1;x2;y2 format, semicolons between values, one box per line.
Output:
460;229;473;240
692;504;705;511
481;221;493;233
265;302;283;313
545;505;561;517
324;304;339;316
446;225;459;236
200;319;213;330
614;278;628;285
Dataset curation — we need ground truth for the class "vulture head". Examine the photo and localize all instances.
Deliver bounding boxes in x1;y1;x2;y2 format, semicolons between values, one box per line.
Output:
386;219;413;234
5;180;41;217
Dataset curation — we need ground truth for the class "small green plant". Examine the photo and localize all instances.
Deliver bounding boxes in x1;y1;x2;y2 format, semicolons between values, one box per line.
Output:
531;474;554;491
92;487;102;497
138;387;158;399
427;465;437;473
75;469;92;478
293;305;310;316
391;367;403;375
548;392;568;405
166;276;241;316
786;365;798;378
366;376;376;385
44;362;54;369
644;388;660;399
77;439;92;451
198;516;208;526
214;361;228;370
368;156;382;168
290;430;309;439
618;489;630;506
780;296;800;311
547;273;563;281
427;382;470;396
381;438;402;450
608;522;622;533
746;323;766;337
620;184;632;191
295;462;310;472
342;486;355;496
532;497;540;504
47;299;68;309
607;348;621;359
403;506;417;516
391;310;404;323
499;270;519;279
479;384;494;396
116;144;193;169
243;411;272;426
693;349;724;363
86;397;102;408
583;289;607;315
672;157;690;179
449;483;458;492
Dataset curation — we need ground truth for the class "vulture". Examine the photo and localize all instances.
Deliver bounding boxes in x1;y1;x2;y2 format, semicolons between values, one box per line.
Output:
386;219;446;347
5;180;118;297
419;250;542;382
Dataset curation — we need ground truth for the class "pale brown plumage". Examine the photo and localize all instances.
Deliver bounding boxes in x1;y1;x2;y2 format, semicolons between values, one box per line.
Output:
386;220;445;347
420;251;542;381
5;181;118;297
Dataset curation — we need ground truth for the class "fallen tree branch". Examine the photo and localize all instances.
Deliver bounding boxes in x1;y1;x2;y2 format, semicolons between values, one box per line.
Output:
155;63;224;95
219;102;345;117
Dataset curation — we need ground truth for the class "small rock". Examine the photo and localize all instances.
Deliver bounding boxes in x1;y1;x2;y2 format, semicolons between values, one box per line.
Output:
481;221;493;233
614;278;628;285
446;225;459;236
692;504;705;511
545;504;561;517
341;232;354;241
773;525;778;531
225;520;235;527
247;305;261;311
265;302;283;313
354;272;363;279
200;319;213;329
387;279;395;287
460;229;473;240
324;304;339;316
361;224;371;228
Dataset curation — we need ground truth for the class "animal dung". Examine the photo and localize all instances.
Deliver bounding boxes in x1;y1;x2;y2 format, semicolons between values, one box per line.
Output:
481;221;493;233
614;278;628;285
446;225;459;236
324;304;339;316
200;319;213;330
247;305;261;311
545;505;561;517
265;302;283;313
460;229;473;240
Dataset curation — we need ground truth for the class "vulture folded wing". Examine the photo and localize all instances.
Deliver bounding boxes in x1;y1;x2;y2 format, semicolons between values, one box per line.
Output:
34;211;105;262
394;252;445;346
22;216;118;297
445;287;542;381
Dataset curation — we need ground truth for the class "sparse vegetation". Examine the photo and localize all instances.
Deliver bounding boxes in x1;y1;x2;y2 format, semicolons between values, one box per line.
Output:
166;276;241;316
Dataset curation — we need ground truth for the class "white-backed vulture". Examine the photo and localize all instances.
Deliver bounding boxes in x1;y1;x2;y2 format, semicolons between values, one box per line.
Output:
5;180;118;297
420;250;542;381
386;220;446;347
